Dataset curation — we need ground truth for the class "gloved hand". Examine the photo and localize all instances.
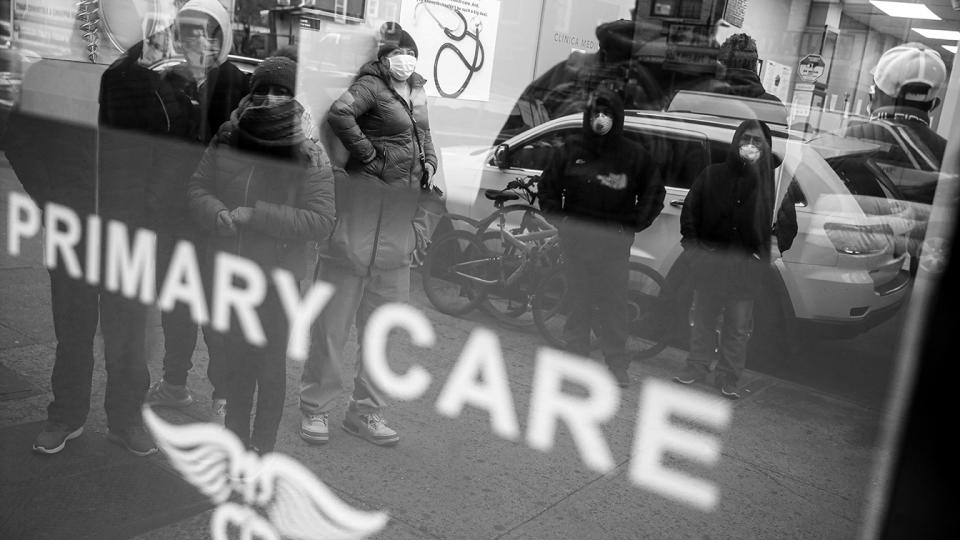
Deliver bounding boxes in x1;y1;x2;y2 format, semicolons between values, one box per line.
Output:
230;207;254;225
216;210;236;236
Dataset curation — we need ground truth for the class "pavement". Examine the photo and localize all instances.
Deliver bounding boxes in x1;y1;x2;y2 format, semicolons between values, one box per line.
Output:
0;156;897;539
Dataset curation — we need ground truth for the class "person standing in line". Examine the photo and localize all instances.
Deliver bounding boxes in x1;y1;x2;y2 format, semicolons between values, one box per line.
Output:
298;22;444;447
187;57;335;453
143;0;250;418
673;119;797;399
538;87;665;388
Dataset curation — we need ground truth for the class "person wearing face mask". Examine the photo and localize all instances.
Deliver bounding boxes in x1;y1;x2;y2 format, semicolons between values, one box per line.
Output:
141;0;250;418
673;119;797;399
538;88;665;388
298;22;444;447
186;56;336;453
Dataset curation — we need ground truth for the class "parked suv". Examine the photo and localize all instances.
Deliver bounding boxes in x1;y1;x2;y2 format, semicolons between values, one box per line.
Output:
437;110;912;350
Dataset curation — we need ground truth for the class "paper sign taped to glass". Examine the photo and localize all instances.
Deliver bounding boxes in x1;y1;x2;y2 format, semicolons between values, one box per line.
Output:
399;0;500;101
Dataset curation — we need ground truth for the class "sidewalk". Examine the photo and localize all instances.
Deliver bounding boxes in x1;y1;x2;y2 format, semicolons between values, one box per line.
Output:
1;165;888;539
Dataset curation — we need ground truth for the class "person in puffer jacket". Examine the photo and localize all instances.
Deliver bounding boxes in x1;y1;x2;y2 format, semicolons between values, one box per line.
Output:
187;57;335;454
538;88;665;388
298;22;444;448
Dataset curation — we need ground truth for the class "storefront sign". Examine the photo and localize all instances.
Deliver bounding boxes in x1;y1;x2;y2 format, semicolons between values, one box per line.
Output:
398;0;501;101
797;53;825;83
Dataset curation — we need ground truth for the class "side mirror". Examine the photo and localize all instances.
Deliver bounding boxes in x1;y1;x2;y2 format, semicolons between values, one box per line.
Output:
492;144;510;170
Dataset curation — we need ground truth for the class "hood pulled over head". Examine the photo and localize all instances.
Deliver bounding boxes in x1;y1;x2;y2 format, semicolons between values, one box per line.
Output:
727;118;774;169
177;0;232;67
582;87;625;141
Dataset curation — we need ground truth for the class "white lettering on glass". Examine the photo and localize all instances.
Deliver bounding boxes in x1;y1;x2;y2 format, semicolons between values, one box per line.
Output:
274;268;333;362
527;348;619;474
435;328;520;441
7;191;40;258
363;303;435;400
211;251;267;347
631;379;732;512
104;220;157;304
157;240;209;325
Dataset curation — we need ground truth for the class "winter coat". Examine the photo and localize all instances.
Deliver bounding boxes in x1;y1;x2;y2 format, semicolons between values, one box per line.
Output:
680;119;797;299
187;121;336;280
539;88;665;235
325;60;444;274
716;68;784;105
98;41;249;231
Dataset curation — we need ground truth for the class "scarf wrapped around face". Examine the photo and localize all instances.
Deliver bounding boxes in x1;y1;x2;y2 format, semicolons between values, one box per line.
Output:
231;95;306;147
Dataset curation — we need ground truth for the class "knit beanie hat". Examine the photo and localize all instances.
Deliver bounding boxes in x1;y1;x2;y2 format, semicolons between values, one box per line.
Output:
719;33;759;71
377;22;418;58
251;56;297;95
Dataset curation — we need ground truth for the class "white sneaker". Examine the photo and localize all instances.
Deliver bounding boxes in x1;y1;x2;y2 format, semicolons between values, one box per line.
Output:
342;409;399;447
300;412;329;444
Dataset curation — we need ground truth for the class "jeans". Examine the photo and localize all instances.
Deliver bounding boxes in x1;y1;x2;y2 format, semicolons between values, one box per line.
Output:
46;266;150;431
685;289;754;386
559;223;633;372
299;261;409;415
155;231;225;398
222;288;287;453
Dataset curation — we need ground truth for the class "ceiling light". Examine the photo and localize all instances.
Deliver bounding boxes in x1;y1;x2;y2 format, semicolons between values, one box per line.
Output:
912;28;960;40
944;45;958;54
870;1;941;19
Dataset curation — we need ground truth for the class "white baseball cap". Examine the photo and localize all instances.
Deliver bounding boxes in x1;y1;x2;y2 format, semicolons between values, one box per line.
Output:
873;42;947;102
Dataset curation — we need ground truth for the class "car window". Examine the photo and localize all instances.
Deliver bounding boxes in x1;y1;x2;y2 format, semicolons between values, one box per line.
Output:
508;128;576;170
625;130;710;190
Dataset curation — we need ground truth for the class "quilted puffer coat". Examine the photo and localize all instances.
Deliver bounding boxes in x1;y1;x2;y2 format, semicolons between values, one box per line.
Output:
325;60;444;274
187;122;336;279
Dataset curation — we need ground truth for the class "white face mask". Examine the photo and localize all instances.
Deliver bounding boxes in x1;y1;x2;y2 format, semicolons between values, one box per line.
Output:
739;144;761;163
253;94;293;107
591;113;613;136
387;54;417;81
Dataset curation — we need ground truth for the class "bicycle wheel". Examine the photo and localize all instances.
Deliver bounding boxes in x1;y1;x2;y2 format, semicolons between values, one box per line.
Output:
422;230;490;316
626;263;669;359
532;262;669;359
477;208;558;328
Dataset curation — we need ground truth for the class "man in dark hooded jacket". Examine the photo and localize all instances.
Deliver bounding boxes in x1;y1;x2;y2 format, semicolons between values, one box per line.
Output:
538;88;665;387
96;0;250;416
673;119;797;399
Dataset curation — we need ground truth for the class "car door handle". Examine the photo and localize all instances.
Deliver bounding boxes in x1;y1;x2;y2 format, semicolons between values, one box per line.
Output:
669;199;685;208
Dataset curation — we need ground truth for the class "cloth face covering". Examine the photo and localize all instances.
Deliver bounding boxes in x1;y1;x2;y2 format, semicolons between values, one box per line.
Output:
388;54;417;81
591;112;613;136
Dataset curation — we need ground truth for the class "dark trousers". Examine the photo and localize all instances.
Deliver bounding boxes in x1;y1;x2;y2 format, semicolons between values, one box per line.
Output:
155;231;225;398
560;224;632;371
686;289;754;386
222;289;288;453
47;266;150;430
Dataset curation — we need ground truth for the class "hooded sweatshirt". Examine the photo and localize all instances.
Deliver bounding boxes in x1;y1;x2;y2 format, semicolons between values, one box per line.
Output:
680;119;797;297
538;88;665;232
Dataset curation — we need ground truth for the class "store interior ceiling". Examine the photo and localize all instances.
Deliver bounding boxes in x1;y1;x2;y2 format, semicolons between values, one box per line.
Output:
844;0;959;61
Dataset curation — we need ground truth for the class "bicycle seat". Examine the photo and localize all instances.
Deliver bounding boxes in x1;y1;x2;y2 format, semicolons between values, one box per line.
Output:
484;189;520;203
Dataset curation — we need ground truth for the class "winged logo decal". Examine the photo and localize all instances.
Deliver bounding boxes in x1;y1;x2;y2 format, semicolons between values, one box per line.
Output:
143;406;389;540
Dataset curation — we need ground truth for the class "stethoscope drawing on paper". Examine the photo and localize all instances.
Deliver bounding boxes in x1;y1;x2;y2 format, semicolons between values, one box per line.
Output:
417;3;485;99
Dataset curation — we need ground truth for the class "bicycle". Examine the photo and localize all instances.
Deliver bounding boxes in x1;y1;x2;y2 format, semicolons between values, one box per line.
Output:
530;254;670;360
422;176;560;326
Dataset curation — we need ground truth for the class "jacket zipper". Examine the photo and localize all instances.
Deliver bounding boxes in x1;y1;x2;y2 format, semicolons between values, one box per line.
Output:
238;166;254;254
368;198;385;275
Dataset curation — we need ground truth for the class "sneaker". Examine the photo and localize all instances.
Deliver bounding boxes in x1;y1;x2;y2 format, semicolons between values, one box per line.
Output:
212;398;227;421
146;380;194;408
300;412;330;445
32;422;84;454
107;426;158;456
342;409;399;447
720;385;741;400
673;366;706;385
